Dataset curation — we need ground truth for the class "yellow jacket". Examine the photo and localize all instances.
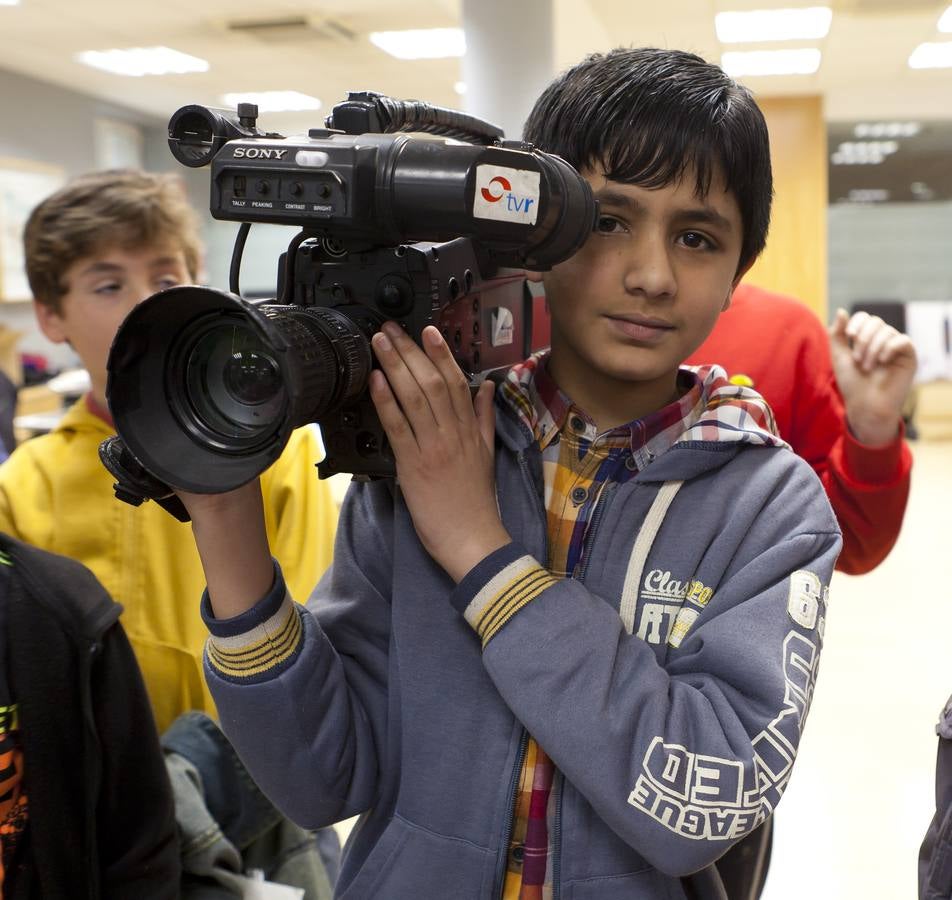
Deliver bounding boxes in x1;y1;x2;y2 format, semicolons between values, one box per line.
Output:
0;398;338;733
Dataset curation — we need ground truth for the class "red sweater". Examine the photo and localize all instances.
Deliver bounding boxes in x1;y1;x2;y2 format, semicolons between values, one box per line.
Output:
685;282;911;575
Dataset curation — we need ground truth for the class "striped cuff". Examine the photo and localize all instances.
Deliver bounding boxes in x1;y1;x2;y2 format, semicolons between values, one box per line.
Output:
450;543;557;647
201;560;305;683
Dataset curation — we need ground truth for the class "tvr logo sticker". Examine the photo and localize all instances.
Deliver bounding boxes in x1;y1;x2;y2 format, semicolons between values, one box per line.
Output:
473;164;541;225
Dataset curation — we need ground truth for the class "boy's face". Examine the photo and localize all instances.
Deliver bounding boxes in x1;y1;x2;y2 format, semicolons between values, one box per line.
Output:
533;166;746;425
35;244;192;410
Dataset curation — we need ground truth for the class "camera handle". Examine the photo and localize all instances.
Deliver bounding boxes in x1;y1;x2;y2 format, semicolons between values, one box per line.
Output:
98;436;191;523
327;91;505;144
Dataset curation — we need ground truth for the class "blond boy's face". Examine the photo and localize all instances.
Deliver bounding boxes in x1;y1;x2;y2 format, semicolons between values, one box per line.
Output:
35;244;192;411
532;166;746;426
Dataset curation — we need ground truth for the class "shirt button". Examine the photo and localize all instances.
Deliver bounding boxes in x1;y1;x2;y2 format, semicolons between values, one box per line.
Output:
571;486;588;503
512;846;525;863
570;415;585;431
626;456;638;471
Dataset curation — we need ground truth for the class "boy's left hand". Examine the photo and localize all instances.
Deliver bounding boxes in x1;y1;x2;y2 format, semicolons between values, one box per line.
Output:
370;322;512;583
829;308;918;447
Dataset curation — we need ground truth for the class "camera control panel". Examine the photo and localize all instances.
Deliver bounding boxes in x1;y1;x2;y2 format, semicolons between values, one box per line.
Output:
218;166;346;223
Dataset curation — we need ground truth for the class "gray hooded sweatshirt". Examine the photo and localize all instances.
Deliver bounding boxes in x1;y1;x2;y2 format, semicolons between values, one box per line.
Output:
203;372;842;899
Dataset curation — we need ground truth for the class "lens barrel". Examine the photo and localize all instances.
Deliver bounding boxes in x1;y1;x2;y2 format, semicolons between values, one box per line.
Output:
107;285;371;493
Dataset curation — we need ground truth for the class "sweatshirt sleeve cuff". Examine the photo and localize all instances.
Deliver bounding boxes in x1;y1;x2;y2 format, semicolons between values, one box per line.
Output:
449;542;558;647
841;420;908;486
201;560;304;683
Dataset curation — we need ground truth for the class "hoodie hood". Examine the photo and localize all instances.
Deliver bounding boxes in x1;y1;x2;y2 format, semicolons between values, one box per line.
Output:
0;533;121;642
676;364;787;449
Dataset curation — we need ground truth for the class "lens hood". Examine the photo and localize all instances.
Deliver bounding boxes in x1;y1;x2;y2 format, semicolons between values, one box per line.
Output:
107;285;297;493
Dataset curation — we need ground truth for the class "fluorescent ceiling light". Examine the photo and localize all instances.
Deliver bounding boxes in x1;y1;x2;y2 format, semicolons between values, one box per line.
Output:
721;48;821;76
909;41;952;69
939;5;952;32
369;28;465;60
76;46;209;77
854;121;920;138
716;7;832;43
221;91;321;113
0;0;21;6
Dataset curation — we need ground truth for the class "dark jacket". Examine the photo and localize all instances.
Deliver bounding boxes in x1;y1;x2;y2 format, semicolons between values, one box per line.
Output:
921;694;952;899
0;533;180;899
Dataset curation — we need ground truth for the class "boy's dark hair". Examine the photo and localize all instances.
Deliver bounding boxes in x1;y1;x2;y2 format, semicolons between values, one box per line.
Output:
24;168;202;312
523;47;773;273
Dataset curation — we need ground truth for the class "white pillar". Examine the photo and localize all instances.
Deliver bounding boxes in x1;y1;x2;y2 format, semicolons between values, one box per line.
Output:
460;0;555;142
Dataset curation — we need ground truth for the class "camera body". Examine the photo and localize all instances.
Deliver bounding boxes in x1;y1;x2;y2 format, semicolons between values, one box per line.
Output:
103;94;597;499
282;236;527;478
170;95;592;268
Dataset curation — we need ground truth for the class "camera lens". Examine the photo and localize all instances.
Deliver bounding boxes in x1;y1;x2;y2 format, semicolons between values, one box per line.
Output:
224;351;281;406
182;320;287;440
106;285;375;492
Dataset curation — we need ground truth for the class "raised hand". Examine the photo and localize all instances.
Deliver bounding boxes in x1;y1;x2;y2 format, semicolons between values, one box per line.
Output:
370;322;511;582
829;308;918;447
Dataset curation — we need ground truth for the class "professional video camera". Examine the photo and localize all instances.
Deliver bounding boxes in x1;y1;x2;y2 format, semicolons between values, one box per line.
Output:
100;92;597;517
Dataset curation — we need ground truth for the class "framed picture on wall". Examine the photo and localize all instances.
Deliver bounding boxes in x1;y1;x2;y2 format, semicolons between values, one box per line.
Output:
0;159;66;302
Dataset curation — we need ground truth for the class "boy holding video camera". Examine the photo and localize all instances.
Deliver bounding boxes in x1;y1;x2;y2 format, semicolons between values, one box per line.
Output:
0;169;339;734
177;48;841;898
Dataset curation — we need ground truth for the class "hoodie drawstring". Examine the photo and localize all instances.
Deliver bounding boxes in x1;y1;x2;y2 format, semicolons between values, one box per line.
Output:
618;480;685;634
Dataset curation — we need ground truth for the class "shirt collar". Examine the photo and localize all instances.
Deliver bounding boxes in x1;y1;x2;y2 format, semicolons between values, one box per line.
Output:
501;351;705;462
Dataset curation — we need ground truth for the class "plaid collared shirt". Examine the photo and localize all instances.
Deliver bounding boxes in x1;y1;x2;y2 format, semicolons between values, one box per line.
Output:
497;352;706;899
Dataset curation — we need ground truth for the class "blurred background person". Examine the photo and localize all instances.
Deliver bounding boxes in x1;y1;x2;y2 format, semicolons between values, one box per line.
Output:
686;282;917;575
0;169;339;733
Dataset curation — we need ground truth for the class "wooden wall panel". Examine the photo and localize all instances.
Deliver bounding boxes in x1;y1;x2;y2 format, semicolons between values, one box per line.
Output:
744;95;828;319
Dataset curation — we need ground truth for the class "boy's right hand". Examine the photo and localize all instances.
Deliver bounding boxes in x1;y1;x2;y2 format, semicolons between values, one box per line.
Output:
176;479;275;619
369;323;511;583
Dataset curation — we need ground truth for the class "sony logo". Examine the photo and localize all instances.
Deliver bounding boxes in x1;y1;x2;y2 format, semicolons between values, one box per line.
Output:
233;147;288;160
